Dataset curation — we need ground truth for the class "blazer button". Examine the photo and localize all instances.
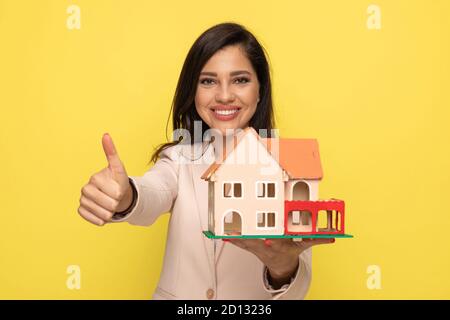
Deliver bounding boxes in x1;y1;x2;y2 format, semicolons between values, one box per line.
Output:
206;288;215;299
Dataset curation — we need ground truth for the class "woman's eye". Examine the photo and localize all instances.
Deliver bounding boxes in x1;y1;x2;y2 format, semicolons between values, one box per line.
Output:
200;78;215;85
235;77;250;84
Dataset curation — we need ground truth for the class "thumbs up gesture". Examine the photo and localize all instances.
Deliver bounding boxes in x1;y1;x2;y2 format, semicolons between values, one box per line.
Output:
78;133;134;226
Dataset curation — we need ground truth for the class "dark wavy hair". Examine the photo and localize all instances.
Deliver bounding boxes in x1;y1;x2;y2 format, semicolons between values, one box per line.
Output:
148;22;276;165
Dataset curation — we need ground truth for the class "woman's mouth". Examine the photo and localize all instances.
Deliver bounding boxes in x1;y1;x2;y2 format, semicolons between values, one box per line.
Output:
211;107;241;121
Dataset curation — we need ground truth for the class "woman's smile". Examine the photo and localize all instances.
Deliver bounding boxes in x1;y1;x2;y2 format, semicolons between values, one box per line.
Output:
210;105;242;121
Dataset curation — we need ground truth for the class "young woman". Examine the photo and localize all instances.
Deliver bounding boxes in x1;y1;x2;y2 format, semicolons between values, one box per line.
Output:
78;22;334;300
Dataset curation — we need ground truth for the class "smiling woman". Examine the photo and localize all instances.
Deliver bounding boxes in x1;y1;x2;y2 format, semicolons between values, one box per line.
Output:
78;22;334;300
148;22;275;164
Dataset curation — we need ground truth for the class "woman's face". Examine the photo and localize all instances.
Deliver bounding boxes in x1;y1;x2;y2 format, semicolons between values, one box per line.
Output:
195;45;260;136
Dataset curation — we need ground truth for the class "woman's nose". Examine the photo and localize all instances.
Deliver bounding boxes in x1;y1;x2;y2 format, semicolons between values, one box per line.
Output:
215;85;236;103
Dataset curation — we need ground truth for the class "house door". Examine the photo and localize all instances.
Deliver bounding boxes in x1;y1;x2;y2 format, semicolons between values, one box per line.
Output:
223;211;242;235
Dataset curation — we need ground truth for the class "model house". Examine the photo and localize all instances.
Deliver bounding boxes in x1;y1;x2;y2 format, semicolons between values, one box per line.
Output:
201;127;351;239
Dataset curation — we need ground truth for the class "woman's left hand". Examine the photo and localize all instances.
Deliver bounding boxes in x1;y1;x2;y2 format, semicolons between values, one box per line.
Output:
225;237;335;289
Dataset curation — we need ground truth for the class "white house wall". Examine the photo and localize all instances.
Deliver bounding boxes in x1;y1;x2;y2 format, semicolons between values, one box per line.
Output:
212;133;285;236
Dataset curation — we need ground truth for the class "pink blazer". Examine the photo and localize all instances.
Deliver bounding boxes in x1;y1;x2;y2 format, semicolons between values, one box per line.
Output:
112;140;312;300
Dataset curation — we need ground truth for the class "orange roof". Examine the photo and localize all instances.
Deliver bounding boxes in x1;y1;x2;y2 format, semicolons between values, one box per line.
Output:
201;127;323;180
262;137;323;179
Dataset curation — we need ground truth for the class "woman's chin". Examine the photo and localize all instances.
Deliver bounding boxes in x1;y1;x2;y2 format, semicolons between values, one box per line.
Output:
214;125;244;136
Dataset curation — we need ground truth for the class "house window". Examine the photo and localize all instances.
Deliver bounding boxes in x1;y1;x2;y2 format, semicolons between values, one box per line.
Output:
291;210;312;226
223;182;242;198
287;210;312;233
256;182;276;198
317;210;340;232
256;211;276;228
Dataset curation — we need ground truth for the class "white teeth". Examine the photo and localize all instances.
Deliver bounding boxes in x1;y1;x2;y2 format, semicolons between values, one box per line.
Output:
214;109;239;116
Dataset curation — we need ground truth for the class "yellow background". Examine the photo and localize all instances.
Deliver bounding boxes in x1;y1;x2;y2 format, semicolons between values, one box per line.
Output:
1;0;449;299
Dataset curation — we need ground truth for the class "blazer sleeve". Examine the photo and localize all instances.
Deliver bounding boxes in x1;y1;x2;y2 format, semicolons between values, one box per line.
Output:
261;247;312;300
110;145;179;226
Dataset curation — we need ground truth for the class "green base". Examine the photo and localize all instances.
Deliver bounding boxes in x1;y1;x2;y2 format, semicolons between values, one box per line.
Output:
203;230;353;239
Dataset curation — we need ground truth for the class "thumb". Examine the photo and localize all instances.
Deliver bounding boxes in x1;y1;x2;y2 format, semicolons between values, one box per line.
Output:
294;238;335;252
102;133;128;181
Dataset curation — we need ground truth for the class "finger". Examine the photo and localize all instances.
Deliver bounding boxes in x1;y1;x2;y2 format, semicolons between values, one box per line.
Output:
81;183;119;213
295;238;335;251
304;238;336;246
225;232;271;256
228;239;264;258
79;195;114;222
102;133;127;177
77;206;105;226
229;238;266;255
89;172;123;201
265;238;292;249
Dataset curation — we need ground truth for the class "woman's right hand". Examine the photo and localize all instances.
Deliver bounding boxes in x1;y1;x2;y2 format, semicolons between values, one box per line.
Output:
78;133;133;226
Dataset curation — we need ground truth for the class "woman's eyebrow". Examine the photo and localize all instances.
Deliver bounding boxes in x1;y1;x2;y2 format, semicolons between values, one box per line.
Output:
200;70;251;76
